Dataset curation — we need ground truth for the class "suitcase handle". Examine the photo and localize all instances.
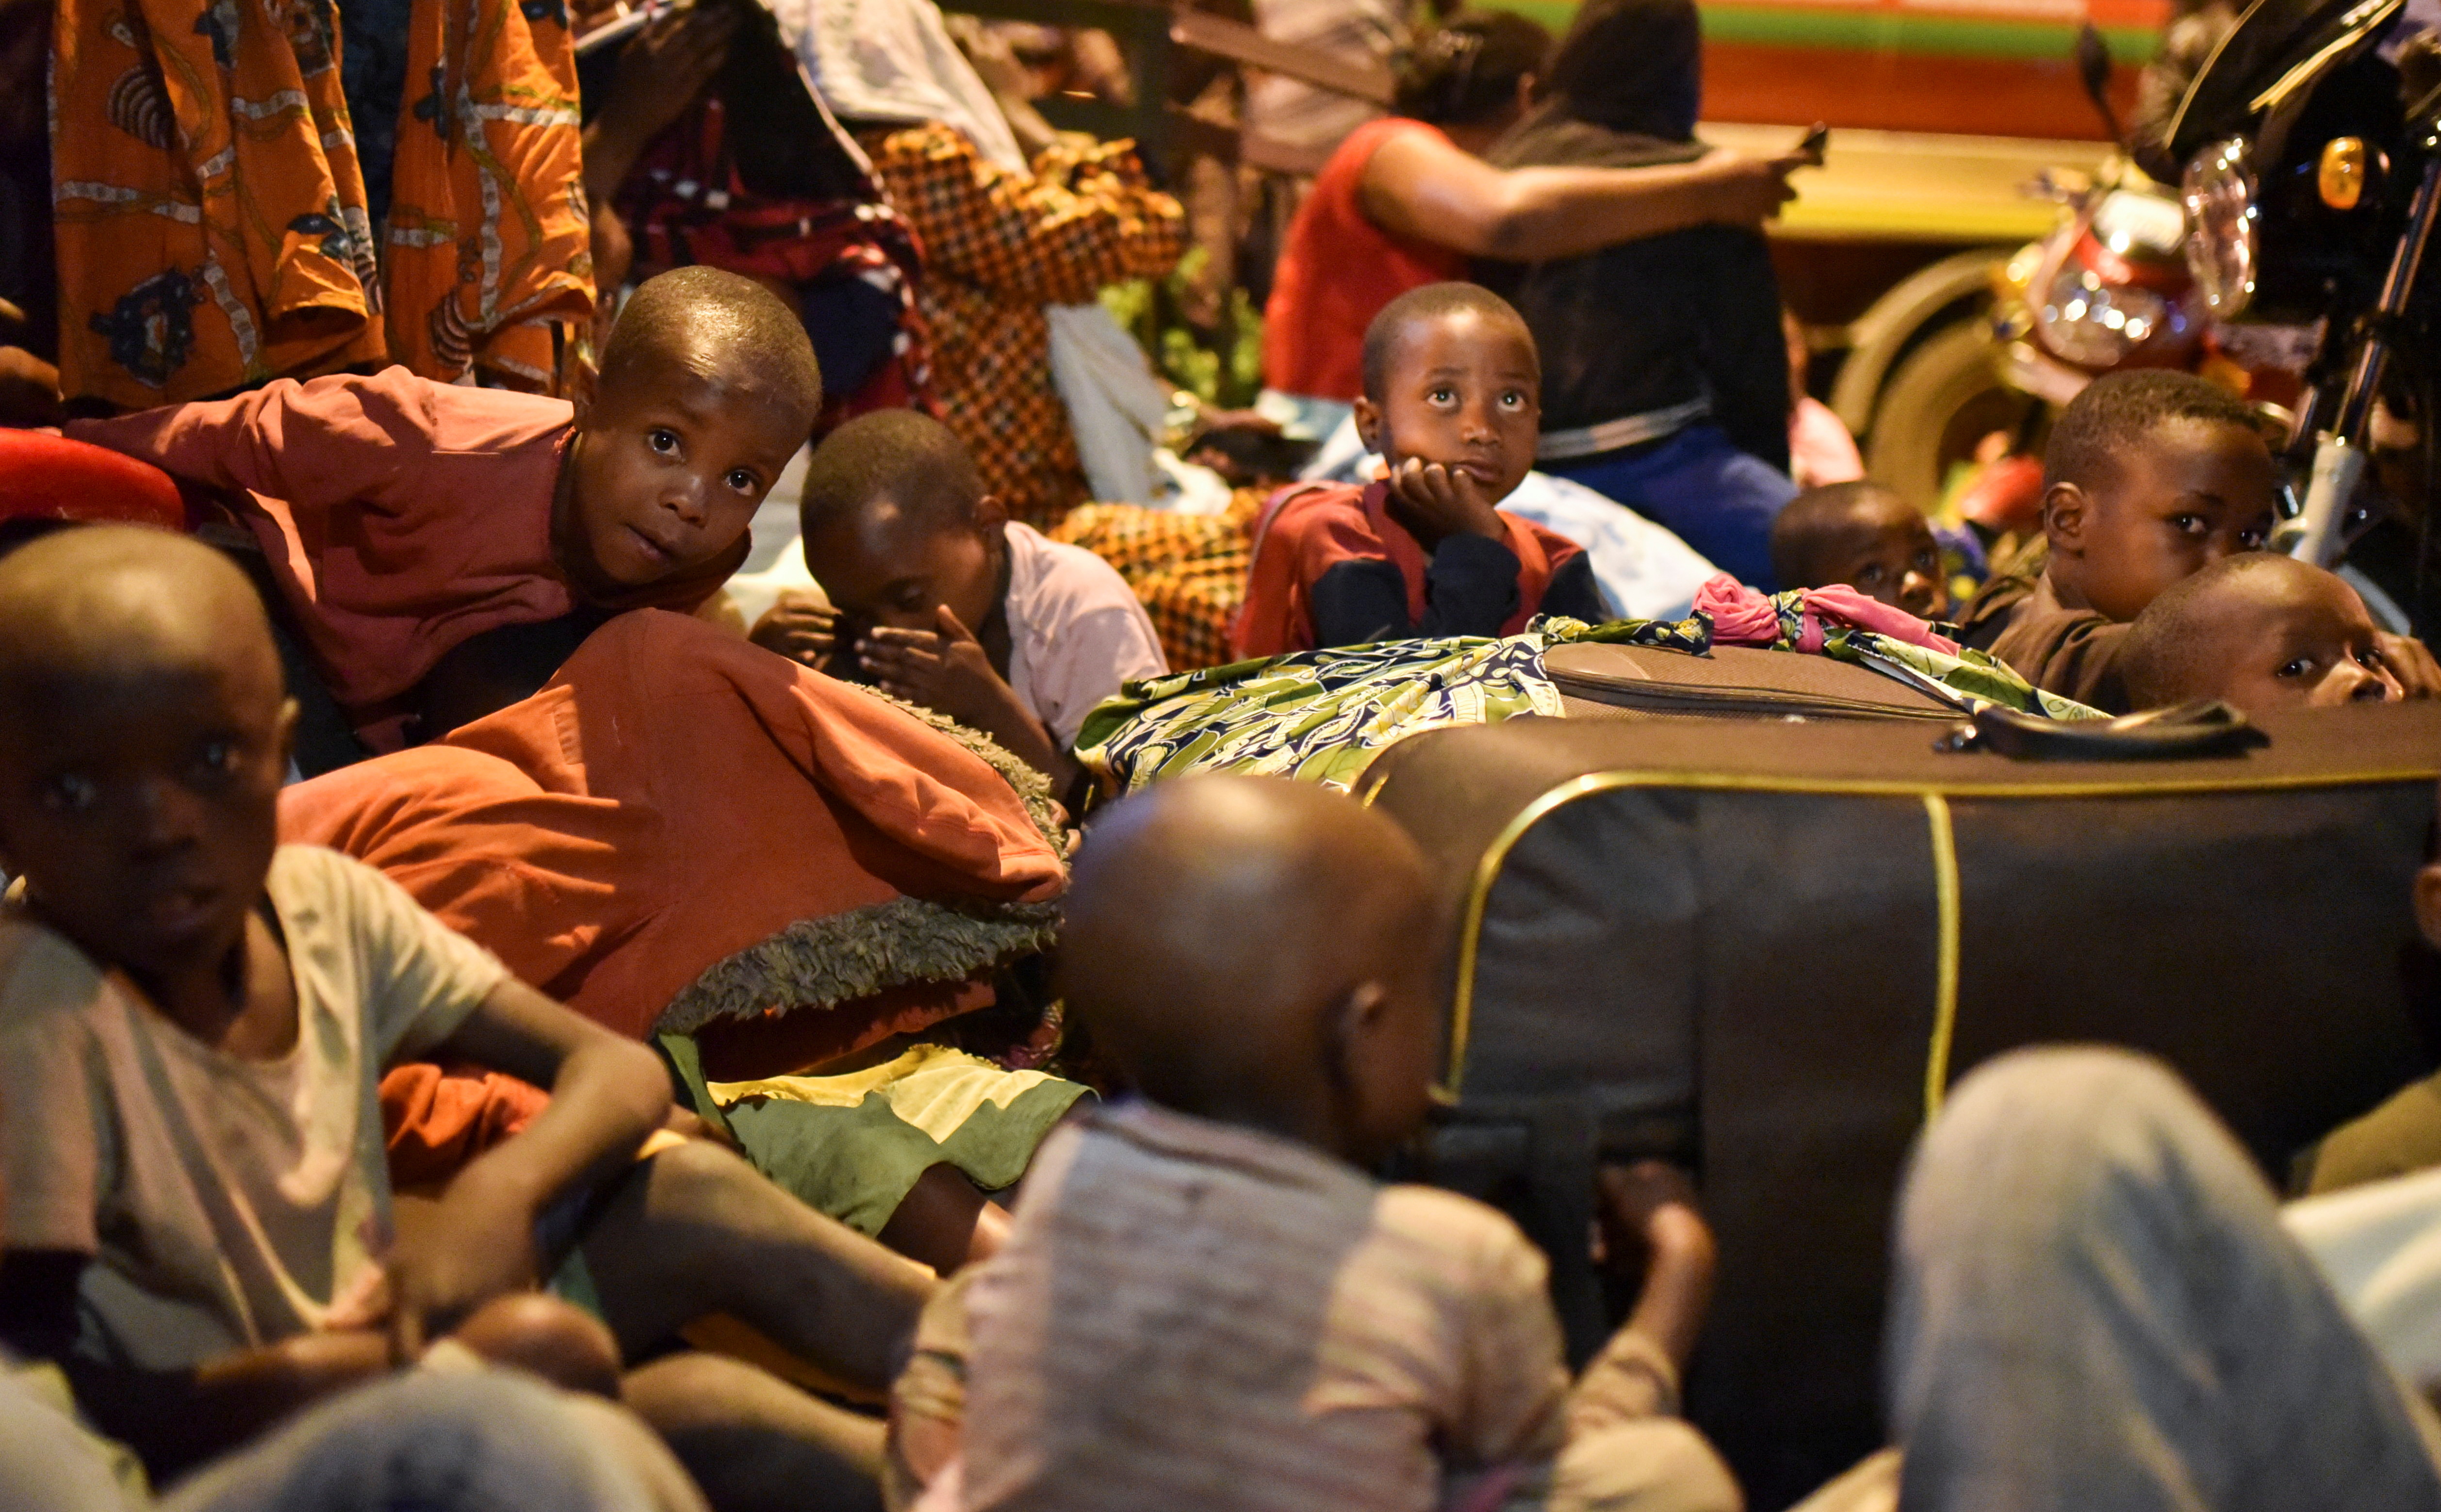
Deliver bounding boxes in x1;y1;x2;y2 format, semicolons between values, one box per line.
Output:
1935;700;2270;760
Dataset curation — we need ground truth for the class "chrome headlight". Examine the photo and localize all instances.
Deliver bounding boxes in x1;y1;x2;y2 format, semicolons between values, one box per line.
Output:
2035;265;2174;369
2181;136;2258;317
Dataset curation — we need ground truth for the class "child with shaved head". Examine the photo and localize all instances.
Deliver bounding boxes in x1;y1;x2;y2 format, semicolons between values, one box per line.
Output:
757;409;1167;798
63;267;822;753
1236;283;1611;657
2118;554;2440;715
887;775;1735;1512
0;526;940;1502
1768;480;1949;619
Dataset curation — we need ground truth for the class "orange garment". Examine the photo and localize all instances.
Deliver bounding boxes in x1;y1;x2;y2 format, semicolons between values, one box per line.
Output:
380;1063;550;1190
51;0;590;409
864;124;1186;528
1260;118;1469;403
1234;480;1583;657
64;367;744;748
279;610;1066;1053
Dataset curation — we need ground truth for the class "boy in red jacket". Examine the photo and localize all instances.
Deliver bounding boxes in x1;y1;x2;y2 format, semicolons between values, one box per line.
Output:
1236;283;1608;657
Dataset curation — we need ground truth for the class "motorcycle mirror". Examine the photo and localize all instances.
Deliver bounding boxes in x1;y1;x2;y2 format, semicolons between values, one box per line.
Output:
2074;22;2128;146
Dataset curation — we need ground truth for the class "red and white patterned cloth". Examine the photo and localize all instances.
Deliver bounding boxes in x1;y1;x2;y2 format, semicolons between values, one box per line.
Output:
864;124;1185;529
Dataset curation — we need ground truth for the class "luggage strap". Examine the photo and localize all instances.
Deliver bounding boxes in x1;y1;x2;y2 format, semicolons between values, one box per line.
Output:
1935;699;2270;760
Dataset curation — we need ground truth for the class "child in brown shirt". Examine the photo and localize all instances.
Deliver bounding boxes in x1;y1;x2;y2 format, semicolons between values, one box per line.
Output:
1952;370;2277;711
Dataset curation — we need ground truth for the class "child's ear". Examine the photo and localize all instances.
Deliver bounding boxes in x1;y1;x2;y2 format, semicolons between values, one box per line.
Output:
973;493;1009;531
1353;397;1386;458
2042;482;2086;553
2417;862;2441;953
565;364;597;427
1322;979;1390;1095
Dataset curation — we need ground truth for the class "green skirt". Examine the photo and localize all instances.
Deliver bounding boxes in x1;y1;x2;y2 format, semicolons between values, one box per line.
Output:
661;1036;1089;1236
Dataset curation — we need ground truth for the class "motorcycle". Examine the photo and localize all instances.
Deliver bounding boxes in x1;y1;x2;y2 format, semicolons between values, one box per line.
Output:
2163;0;2441;630
1966;27;2222;539
2000;27;2211;413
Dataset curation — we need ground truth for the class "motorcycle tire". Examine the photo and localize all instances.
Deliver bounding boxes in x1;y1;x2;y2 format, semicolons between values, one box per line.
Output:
1865;319;2040;514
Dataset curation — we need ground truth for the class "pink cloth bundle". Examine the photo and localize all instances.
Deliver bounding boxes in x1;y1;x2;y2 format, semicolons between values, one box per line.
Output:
1692;573;1961;657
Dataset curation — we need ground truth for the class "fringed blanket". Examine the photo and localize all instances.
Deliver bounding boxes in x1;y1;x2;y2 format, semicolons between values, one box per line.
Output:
283;609;1065;1063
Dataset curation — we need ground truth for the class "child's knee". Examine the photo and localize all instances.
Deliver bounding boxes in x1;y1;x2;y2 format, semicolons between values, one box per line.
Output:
1907;1047;2233;1257
1552;1418;1743;1512
449;1293;623;1398
641;1133;764;1219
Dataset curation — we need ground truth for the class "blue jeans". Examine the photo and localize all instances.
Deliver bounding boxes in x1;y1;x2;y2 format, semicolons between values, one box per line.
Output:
1545;426;1796;592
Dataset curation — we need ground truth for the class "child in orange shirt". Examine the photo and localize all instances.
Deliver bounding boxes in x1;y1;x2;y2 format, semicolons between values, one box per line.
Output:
65;266;821;751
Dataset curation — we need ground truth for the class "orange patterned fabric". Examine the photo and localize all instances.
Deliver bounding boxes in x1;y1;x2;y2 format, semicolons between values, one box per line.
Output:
864;124;1183;529
1050;492;1261;671
51;0;591;409
377;0;592;389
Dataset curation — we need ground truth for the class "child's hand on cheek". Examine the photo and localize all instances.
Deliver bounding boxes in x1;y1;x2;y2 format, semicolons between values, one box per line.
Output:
858;606;1015;732
1384;456;1507;553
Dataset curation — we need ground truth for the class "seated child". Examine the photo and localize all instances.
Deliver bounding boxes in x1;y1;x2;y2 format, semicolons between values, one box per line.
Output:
1950;369;2277;711
1767;480;1949;619
887;775;1737;1512
1234;283;1609;658
2116;553;2441;714
62;267;820;752
756;409;1168;797
0;527;934;1502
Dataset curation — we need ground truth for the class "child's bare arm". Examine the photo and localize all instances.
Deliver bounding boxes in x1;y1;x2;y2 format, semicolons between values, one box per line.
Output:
1571;1162;1719;1437
1601;1162;1718;1373
384;978;670;1357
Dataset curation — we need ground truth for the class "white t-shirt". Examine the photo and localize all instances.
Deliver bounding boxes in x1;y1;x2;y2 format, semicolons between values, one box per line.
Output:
0;846;507;1369
1001;522;1170;748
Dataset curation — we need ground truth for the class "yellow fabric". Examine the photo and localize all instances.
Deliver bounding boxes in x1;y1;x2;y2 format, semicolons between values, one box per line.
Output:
709;1043;1058;1145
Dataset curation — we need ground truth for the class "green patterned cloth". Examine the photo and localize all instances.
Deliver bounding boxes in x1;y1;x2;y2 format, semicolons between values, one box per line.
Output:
1074;611;2099;793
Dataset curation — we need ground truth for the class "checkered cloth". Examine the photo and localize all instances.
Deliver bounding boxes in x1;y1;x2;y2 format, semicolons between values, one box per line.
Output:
866;125;1186;530
1050;492;1262;671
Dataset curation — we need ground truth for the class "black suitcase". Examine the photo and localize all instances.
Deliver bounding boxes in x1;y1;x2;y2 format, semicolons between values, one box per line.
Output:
1357;701;2441;1508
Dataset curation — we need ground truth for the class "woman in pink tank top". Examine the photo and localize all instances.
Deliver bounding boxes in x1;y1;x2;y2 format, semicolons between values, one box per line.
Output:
1261;12;1804;406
